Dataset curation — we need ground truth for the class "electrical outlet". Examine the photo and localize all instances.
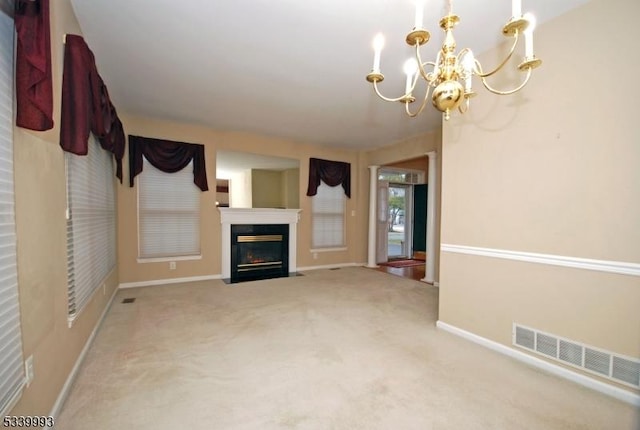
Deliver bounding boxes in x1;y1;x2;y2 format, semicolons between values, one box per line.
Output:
169;261;176;270
313;252;318;260
25;355;34;387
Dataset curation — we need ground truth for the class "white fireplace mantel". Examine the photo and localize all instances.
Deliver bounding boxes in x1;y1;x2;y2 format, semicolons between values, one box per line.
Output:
219;208;302;279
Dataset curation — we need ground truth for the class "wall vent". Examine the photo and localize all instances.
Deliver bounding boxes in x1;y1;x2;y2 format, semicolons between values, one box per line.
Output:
513;323;640;389
612;356;640;387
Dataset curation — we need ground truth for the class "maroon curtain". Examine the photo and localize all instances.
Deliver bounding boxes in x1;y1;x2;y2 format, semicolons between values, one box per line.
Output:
306;157;351;198
59;35;124;181
128;135;209;192
15;0;53;131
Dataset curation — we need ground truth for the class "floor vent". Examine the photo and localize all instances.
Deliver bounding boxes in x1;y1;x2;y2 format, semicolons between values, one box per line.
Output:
513;323;640;389
122;298;136;304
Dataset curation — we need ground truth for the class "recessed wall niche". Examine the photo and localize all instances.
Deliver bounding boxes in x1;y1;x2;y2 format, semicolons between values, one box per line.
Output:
216;150;300;209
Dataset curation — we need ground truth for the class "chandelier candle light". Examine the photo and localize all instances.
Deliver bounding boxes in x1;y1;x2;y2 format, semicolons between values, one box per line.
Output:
366;0;541;120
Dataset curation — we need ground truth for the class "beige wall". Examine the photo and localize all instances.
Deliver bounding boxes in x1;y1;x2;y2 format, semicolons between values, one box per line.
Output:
282;168;300;209
439;0;640;392
251;169;283;208
10;0;120;415
250;168;300;208
118;115;363;283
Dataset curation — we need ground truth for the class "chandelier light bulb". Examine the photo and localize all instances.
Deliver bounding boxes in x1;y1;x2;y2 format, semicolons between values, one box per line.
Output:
461;52;475;92
524;13;536;32
461;51;475;71
403;58;418;94
512;0;522;18
373;32;385;51
524;13;536;58
403;58;418;76
372;33;385;72
414;1;424;29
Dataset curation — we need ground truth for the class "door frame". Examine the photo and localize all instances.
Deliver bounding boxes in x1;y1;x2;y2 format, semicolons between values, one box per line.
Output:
366;152;438;284
375;180;389;263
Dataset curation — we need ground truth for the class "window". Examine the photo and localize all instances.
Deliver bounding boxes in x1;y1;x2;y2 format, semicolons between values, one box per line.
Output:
311;180;345;249
378;168;424;184
0;10;25;415
138;158;200;258
66;135;117;323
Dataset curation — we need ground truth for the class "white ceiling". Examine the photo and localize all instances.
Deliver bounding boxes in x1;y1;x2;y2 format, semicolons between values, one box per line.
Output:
69;0;590;151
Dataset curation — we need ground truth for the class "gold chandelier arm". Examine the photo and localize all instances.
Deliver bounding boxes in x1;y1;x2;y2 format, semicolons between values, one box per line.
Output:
404;83;433;118
415;43;430;81
371;80;412;103
479;66;532;95
458;97;470;114
473;32;520;78
416;44;439;82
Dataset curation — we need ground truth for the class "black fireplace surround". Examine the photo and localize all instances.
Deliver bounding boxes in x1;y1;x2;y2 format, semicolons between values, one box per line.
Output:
230;224;289;283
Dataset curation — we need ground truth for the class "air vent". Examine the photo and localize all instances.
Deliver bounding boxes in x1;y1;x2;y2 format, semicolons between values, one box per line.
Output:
585;348;610;376
515;326;535;349
513;323;640;389
122;298;136;304
536;333;558;358
559;340;582;366
612;356;640;387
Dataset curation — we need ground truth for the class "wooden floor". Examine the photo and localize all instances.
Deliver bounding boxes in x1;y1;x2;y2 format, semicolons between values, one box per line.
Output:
375;260;426;282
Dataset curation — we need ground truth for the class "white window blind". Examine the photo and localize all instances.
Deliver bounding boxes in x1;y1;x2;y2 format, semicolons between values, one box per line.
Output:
0;10;25;416
138;159;200;258
311;180;345;248
66;135;116;323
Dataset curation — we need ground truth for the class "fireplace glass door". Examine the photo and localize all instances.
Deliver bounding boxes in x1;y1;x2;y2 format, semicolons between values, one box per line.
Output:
231;224;289;283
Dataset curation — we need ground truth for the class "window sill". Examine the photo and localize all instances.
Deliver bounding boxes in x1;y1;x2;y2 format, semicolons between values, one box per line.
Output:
137;255;202;264
310;247;347;253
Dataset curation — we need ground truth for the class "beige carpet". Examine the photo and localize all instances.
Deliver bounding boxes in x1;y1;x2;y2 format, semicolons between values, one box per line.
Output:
55;267;639;429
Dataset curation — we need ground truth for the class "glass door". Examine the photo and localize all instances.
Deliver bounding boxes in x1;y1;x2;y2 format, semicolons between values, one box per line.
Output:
387;183;413;259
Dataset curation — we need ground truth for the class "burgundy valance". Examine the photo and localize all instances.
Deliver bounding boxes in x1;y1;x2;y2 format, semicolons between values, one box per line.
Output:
306;157;351;198
15;0;53;131
128;135;209;192
59;34;125;181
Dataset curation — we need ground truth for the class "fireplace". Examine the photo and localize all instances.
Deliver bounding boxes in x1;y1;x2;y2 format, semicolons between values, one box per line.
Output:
231;224;289;283
219;208;301;283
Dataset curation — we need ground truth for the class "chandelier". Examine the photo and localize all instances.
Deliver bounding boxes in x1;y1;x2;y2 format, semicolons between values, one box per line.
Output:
365;0;541;120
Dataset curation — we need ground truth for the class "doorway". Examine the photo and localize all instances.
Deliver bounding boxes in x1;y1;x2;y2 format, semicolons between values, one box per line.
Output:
376;167;424;264
367;153;436;284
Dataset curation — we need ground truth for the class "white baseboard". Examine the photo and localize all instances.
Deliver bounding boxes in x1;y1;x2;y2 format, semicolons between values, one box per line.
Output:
297;262;364;272
47;286;119;427
436;320;640;407
119;274;222;289
436;320;640;406
119;267;372;288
